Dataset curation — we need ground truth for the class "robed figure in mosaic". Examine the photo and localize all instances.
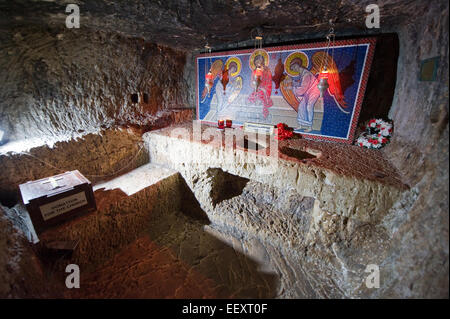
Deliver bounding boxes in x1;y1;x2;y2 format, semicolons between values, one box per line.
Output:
248;49;273;119
281;51;349;132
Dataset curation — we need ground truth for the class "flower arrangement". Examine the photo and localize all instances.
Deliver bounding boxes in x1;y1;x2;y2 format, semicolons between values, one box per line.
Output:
275;123;294;140
355;119;393;149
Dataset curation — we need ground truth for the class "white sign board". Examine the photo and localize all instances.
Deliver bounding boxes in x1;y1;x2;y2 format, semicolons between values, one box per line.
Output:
39;192;88;221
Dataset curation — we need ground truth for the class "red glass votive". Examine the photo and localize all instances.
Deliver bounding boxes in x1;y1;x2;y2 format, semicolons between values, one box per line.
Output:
226;119;232;128
218;119;225;129
255;67;263;77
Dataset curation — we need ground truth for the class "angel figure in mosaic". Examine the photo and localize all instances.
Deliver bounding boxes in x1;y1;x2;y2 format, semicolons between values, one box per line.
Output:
214;57;243;118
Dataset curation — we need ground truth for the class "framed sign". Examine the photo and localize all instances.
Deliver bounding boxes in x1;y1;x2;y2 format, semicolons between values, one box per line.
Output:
419;56;439;81
196;38;376;143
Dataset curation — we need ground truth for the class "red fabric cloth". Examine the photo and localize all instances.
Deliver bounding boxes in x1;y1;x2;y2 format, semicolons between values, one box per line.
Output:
275;123;293;140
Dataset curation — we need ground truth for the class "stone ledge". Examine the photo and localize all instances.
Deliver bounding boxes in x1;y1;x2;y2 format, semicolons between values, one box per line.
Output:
143;123;408;223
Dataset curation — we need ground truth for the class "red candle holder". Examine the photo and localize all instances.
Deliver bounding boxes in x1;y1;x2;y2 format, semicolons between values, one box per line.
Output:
217;119;225;129
226;119;232;128
255;67;263;77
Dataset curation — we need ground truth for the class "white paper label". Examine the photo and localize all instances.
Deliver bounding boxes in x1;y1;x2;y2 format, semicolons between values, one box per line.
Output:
39;192;88;221
243;122;274;135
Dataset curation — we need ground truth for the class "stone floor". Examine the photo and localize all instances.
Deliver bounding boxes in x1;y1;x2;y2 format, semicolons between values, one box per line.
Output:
67;211;279;299
30;162;340;298
25;163;279;298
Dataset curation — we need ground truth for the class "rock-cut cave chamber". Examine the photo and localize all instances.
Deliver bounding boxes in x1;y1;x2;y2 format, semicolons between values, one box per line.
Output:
0;0;448;299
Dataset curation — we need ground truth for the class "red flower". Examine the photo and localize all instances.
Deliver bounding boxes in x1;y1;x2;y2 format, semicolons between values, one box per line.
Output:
275;123;293;140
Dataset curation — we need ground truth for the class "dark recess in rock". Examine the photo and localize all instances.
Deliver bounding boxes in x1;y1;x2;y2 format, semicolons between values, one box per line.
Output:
207;168;250;206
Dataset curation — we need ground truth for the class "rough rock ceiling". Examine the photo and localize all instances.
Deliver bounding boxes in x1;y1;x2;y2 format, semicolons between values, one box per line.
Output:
0;0;433;50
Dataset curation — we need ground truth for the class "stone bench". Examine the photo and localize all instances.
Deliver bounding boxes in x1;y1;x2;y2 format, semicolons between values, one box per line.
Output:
143;122;408;224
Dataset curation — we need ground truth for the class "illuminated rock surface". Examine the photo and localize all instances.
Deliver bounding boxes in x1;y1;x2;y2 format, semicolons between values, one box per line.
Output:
0;0;447;298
